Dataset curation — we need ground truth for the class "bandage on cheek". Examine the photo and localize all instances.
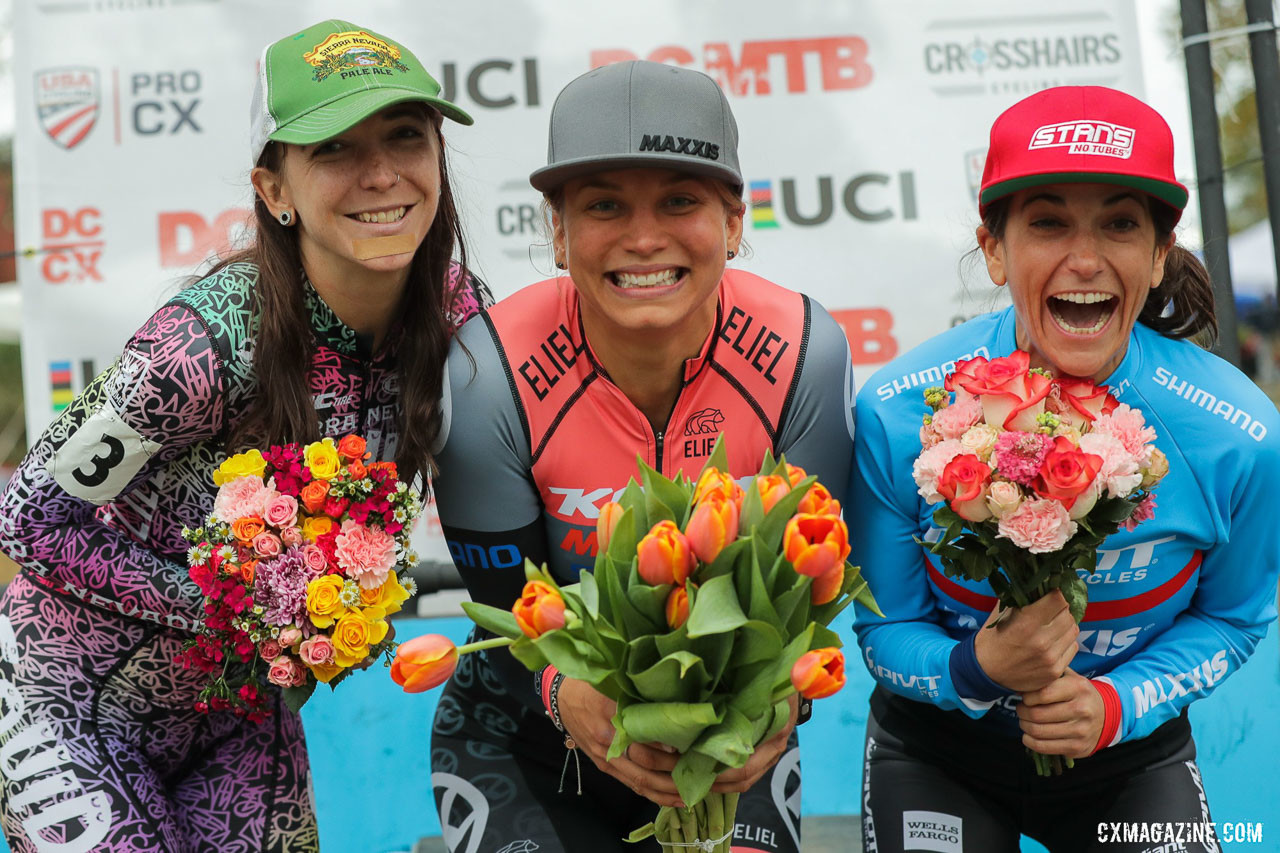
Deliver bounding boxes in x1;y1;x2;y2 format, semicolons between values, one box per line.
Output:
352;234;419;260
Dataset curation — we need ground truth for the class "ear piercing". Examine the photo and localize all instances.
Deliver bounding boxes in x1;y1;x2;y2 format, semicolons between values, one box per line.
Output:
278;210;293;226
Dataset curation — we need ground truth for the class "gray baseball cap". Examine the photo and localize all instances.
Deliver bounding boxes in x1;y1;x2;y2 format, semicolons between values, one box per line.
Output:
529;60;742;194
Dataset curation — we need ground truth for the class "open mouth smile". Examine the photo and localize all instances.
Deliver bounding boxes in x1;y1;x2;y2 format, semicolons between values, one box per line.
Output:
607;267;687;289
1048;291;1117;335
350;205;410;224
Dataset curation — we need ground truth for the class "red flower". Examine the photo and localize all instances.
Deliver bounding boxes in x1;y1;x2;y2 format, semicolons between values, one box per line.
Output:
1034;436;1103;510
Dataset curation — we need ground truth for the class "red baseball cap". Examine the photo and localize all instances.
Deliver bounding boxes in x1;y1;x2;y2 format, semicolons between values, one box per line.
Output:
978;86;1188;221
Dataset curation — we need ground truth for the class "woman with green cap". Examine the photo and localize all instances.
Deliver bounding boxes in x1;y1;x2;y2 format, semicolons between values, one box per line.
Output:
0;20;486;851
430;60;855;852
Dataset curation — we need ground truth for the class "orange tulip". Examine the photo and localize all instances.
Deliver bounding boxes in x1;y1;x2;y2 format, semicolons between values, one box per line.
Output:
693;468;743;505
636;520;696;586
684;493;740;564
231;516;265;545
512;581;566;639
597;501;625;552
391;634;459;693
810;563;843;605
797;482;841;517
783;464;808;487
754;475;791;514
783;513;851;578
791;647;846;699
299;480;329;515
666;585;690;629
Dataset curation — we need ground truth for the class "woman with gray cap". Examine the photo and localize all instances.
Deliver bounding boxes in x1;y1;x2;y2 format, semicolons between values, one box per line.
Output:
430;60;855;851
0;20;486;851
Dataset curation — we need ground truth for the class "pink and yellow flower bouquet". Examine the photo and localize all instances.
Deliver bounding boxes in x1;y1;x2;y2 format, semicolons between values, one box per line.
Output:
914;350;1168;773
179;435;420;719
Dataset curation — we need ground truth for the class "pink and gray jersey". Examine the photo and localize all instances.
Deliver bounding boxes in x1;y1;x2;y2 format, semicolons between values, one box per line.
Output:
0;260;490;631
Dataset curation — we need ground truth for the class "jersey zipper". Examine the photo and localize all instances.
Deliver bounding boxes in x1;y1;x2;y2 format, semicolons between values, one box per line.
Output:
655;430;664;477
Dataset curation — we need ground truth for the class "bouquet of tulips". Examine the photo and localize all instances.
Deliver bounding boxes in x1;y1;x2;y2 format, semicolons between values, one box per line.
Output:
394;439;878;853
913;350;1168;773
179;435;420;719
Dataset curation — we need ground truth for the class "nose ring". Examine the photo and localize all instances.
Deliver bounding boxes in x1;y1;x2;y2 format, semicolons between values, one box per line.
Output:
393;172;400;186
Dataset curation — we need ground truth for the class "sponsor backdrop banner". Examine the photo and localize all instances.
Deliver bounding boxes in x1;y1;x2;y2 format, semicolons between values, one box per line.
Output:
14;1;1144;563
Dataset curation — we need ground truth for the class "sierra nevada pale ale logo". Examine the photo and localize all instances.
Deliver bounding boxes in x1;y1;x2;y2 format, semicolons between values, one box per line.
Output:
304;31;409;82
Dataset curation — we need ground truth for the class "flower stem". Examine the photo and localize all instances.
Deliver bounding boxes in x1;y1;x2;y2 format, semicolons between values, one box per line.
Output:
456;637;514;655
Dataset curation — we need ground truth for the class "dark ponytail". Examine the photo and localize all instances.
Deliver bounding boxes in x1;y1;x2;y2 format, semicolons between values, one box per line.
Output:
980;197;1218;346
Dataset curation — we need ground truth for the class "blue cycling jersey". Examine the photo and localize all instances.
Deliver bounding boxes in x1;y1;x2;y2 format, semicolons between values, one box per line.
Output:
849;307;1280;746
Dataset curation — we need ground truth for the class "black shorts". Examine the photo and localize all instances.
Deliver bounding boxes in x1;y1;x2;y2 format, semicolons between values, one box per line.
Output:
861;688;1218;853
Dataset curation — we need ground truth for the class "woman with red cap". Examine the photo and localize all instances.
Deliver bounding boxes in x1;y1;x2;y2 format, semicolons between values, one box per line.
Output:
849;86;1280;851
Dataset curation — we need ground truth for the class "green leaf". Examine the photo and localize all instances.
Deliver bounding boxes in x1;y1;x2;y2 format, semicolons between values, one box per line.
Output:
702;538;749;584
809;623;843;651
619;479;649;534
686;573;748;638
627;581;671;627
727;660;776;713
739;473;765;534
772;576;809;633
744;547;781;629
731;620;784;668
640;459;692;527
691;707;755;767
616;702;722;753
605;507;640;565
282;681;316;713
1060;573;1088;623
672;749;721;808
578;569;600;619
460;602;524;641
630;651;710;703
607;696;636;760
756;474;817;552
625;822;657;844
699;434;730;480
507;636;550;672
533;630;614;684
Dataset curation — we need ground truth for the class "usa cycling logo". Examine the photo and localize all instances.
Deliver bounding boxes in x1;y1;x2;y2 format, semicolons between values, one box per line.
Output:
36;68;100;149
1029;121;1134;159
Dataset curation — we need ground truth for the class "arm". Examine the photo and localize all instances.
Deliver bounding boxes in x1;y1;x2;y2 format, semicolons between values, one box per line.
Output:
432;314;551;715
0;304;224;629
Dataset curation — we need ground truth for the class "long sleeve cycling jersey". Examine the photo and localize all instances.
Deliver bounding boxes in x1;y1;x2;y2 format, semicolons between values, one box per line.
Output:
0;260;488;631
432;270;856;713
850;307;1280;746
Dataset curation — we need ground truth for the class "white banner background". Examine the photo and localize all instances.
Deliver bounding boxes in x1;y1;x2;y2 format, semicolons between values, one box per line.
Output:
15;0;1146;562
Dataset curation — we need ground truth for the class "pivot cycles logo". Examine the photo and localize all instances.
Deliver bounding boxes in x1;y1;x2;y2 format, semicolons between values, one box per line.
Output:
922;13;1125;97
591;36;874;95
36;68;99;149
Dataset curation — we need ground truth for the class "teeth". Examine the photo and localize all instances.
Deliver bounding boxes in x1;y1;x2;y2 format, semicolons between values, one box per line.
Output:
1054;292;1112;304
613;269;680;289
1050;305;1112;335
356;206;406;224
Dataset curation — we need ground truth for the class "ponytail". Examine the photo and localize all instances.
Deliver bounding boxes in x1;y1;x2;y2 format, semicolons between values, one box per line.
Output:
1139;203;1217;345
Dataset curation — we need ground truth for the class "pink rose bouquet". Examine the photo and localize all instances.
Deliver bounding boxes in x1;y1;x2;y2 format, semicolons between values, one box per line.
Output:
914;351;1169;775
178;434;420;720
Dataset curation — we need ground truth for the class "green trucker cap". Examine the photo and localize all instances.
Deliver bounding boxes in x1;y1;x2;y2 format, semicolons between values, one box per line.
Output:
250;19;472;163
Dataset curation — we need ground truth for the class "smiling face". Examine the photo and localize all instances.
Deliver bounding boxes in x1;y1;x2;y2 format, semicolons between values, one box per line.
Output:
552;168;743;348
252;104;442;286
977;182;1173;382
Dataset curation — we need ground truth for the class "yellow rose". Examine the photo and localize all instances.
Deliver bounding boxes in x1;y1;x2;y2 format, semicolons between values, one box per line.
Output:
332;611;373;667
304;438;341;481
301;516;334;542
306;575;346;628
308;660;345;683
359;574;411;617
212;449;267;487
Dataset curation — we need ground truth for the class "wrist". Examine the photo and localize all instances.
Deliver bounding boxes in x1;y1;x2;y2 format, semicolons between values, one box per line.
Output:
539;665;564;731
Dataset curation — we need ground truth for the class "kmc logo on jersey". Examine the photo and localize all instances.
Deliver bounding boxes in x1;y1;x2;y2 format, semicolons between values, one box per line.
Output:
35;67;99;150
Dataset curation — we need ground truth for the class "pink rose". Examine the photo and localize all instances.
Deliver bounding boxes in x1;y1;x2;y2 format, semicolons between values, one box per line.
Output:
278;626;303;648
253;532;282;559
945;356;988;404
212;476;272;524
997;498;1077;554
985;480;1023;518
912;439;967;504
1053;377;1119;431
258;639;282;660
1033;436;1103;510
955;351;1053;431
267;655;307;688
334;519;397;589
280;526;303;547
1091;404;1157;466
936;454;994;522
930;397;984;441
301;544;329;576
299;635;335;666
263;494;299;530
1078;433;1142;498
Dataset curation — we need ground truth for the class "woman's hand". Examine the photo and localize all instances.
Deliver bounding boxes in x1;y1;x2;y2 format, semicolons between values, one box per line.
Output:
709;693;798;794
556;677;685;808
1017;669;1105;759
973;591;1079;692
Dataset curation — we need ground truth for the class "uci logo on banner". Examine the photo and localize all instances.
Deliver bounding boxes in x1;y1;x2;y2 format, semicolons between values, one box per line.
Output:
36;67;100;150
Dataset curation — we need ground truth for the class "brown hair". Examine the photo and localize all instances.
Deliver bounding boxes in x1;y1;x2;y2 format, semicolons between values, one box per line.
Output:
212;114;468;487
980;196;1217;345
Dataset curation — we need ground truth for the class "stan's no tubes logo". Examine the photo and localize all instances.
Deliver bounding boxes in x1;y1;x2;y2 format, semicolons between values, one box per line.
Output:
1028;120;1135;158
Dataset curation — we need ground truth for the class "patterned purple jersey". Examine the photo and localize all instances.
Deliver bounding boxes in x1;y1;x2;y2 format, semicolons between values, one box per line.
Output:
0;260;490;631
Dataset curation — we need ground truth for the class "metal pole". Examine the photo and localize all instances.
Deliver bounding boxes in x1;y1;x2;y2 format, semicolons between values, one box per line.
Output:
1181;0;1241;365
1245;0;1280;306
